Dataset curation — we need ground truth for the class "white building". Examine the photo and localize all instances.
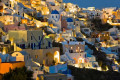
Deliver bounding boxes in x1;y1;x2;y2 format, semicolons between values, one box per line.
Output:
61;41;99;69
48;10;61;32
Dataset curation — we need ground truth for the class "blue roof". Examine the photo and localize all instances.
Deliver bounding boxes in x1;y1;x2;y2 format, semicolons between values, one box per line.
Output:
51;10;59;14
0;53;16;62
87;53;92;57
67;18;73;22
20;51;28;55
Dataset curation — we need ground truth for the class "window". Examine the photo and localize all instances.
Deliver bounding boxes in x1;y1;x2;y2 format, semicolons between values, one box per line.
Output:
35;55;38;59
39;36;40;40
97;13;99;16
46;54;48;57
69;50;73;53
52;15;53;18
84;29;89;32
48;42;51;47
107;34;109;36
27;56;28;60
34;43;35;47
16;54;18;56
31;36;33;40
85;54;87;58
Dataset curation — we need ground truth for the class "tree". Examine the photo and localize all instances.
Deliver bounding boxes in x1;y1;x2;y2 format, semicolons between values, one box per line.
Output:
3;67;33;80
91;19;113;31
98;61;102;67
68;65;120;80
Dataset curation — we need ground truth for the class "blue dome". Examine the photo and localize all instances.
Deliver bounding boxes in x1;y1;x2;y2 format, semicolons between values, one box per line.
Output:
113;7;119;11
51;10;59;14
76;19;79;21
67;18;73;22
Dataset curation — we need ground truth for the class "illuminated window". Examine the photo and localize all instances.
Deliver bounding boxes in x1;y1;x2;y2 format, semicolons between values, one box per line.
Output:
40;76;44;80
35;55;38;59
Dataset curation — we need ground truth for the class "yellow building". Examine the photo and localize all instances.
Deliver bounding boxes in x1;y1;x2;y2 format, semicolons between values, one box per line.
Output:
41;6;50;15
0;16;14;25
113;10;120;20
8;30;52;49
31;0;41;8
23;47;60;66
99;31;110;41
21;18;28;24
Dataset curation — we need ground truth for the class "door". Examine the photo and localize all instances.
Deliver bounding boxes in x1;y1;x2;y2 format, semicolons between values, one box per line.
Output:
31;43;33;49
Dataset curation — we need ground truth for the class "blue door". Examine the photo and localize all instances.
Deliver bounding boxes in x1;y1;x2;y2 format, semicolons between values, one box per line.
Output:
48;42;51;47
39;43;41;49
31;43;34;49
22;44;25;49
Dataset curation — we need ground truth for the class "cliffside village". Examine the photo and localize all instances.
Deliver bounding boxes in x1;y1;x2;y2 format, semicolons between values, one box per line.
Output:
0;0;120;80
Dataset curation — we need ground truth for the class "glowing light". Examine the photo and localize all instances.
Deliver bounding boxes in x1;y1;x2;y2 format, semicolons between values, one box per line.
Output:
97;67;102;71
54;51;60;63
44;36;50;38
37;25;40;28
2;47;6;55
107;19;120;26
47;11;49;14
78;58;84;63
74;64;79;67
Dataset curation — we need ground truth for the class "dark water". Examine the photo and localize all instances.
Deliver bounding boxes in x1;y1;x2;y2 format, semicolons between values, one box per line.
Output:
63;0;120;9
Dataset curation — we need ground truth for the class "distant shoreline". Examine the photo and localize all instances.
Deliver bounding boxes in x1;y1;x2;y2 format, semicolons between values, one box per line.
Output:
63;0;120;9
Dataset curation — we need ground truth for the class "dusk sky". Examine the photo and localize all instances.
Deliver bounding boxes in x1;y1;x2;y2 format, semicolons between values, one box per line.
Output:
63;0;120;9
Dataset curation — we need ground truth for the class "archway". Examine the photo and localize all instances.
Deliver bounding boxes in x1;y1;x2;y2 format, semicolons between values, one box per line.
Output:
46;53;54;66
54;51;60;64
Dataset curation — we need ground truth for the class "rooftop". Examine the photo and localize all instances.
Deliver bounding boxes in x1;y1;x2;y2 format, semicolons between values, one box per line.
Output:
67;18;73;22
51;10;59;14
38;73;66;77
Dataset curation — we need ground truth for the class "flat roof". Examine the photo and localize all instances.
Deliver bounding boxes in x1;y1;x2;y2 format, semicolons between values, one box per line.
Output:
38;73;66;77
1;61;24;63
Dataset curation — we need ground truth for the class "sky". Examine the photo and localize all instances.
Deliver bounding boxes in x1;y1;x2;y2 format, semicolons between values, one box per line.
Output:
63;0;120;9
